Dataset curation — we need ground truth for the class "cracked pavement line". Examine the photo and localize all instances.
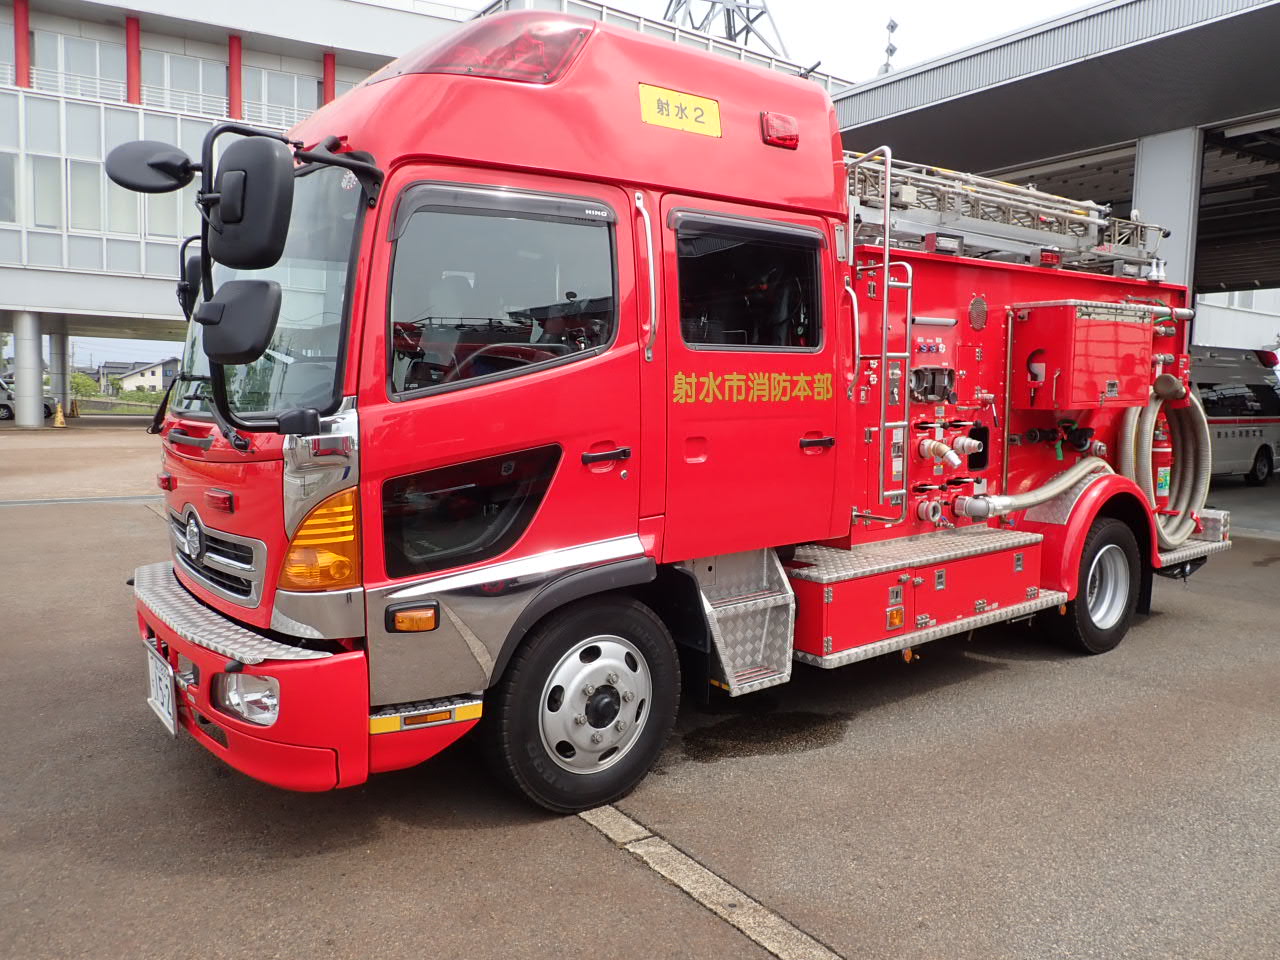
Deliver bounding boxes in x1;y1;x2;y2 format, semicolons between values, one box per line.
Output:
579;805;844;960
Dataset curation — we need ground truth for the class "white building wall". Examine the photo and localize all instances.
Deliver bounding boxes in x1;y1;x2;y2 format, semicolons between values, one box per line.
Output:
1194;289;1280;350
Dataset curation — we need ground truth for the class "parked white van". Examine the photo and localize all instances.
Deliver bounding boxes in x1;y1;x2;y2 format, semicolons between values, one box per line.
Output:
1192;346;1280;485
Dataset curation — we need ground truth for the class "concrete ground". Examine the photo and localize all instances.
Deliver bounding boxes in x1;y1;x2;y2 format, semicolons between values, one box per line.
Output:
0;415;157;500
1;430;1277;960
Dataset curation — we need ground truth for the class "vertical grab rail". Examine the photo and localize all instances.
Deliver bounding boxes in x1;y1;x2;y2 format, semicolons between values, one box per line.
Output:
847;147;911;525
635;191;658;363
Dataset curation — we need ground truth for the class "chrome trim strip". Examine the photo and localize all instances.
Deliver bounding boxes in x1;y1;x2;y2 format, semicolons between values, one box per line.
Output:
387;535;647;600
271;587;366;641
282;398;359;537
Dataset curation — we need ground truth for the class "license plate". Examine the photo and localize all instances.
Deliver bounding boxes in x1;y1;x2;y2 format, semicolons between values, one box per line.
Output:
145;644;178;737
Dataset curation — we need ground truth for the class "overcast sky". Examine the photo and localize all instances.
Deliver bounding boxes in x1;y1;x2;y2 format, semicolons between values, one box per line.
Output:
59;0;1086;369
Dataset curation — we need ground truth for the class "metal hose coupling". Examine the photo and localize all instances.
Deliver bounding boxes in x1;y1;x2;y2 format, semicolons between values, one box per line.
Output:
951;436;984;455
953;494;1010;519
918;438;963;469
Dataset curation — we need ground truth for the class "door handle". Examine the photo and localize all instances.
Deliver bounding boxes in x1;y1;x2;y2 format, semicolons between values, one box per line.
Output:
582;446;632;464
800;436;836;449
167;427;213;450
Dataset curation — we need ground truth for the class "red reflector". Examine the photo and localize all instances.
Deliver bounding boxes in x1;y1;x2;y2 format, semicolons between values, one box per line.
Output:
156;473;175;491
1039;249;1063;267
389;11;591;85
1256;349;1278;368
760;111;799;149
205;489;234;513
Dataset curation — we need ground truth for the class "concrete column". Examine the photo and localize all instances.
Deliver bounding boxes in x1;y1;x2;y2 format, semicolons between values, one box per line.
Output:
48;332;68;416
1132;127;1203;288
13;311;43;429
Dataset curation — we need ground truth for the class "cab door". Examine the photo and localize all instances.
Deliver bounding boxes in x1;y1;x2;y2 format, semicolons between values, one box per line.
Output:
659;198;839;561
356;169;643;703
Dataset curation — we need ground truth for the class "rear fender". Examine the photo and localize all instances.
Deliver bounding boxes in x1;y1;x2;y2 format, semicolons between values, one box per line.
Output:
1020;474;1156;602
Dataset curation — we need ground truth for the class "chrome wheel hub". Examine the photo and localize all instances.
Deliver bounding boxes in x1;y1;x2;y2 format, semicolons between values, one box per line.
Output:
1085;543;1129;631
539;634;651;774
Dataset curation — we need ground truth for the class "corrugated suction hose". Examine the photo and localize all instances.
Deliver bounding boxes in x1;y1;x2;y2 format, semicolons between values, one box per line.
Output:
1119;375;1212;551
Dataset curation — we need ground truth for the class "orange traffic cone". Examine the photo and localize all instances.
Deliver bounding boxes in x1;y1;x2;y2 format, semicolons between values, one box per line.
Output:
52;400;67;428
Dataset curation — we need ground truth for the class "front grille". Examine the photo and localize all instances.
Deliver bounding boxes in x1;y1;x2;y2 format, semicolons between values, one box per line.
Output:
169;511;265;606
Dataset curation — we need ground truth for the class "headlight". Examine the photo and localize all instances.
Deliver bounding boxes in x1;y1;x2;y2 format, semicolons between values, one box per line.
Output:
213;673;280;726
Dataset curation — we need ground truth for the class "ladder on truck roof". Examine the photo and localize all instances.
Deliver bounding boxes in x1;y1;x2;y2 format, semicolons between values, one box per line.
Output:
845;149;1170;279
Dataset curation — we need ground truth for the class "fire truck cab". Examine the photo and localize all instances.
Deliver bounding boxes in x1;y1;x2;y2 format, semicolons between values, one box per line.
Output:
112;10;1230;812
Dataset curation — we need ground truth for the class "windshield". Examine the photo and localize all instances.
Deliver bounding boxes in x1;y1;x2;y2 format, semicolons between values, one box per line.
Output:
177;163;364;417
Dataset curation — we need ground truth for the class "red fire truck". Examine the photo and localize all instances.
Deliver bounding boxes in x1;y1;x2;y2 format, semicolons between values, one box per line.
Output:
110;10;1229;812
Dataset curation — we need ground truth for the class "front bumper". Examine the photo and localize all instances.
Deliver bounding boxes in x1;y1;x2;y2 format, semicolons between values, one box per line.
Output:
134;562;370;790
133;562;481;790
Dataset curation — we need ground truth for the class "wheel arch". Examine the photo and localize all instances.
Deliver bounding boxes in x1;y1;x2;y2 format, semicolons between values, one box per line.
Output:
1022;474;1156;607
489;557;658;684
489;558;715;690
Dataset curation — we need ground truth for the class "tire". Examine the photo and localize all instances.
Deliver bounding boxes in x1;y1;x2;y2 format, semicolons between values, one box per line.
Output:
482;594;680;813
43;404;52;419
1243;447;1273;486
0;404;12;420
1051;517;1141;655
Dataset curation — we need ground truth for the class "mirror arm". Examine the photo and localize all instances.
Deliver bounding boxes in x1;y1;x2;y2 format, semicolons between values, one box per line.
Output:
295;135;384;204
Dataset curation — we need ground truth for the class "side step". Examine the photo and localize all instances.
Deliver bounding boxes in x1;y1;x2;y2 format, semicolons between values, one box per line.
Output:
795;589;1068;670
690;549;795;696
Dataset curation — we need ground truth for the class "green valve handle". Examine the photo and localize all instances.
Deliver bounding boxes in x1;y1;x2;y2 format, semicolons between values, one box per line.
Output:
1054;439;1064;461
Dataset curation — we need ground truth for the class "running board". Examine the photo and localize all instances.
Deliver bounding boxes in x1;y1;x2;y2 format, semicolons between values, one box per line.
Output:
1157;538;1231;570
794;589;1068;670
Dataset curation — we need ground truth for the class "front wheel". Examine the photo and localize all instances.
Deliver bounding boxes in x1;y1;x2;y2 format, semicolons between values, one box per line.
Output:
1051;517;1141;655
1244;447;1273;486
0;404;12;420
482;595;680;813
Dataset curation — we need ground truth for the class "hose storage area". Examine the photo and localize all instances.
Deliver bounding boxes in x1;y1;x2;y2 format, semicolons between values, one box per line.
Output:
954;456;1113;519
1118;376;1213;551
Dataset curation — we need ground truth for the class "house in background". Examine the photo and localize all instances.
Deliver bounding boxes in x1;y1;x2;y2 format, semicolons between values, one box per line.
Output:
95;359;135;392
116;356;178;393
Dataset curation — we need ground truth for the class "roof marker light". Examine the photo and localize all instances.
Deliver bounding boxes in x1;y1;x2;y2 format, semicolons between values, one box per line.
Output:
388;12;592;85
760;111;799;150
1256;350;1278;368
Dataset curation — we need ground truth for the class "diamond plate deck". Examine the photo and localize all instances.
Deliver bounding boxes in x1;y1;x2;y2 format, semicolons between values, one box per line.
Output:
788;527;1045;584
134;562;332;664
794;590;1068;669
1157;539;1232;568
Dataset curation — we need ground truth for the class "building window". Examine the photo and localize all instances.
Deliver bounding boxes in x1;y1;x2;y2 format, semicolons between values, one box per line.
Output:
0;153;15;224
675;215;822;349
141;50;228;117
242;66;321;126
30;31;127;100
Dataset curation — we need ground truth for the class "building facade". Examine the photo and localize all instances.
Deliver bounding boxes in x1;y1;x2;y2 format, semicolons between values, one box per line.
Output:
0;0;472;426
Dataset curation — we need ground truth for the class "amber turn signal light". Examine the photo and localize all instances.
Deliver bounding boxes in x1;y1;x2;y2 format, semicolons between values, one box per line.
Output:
278;487;360;592
386;602;439;633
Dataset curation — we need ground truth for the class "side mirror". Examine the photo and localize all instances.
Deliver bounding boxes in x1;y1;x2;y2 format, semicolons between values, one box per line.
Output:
177;253;201;318
105;140;196;193
197;280;282;365
207;137;294;270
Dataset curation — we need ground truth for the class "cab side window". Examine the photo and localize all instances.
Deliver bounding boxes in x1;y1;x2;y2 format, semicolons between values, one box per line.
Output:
388;186;617;395
674;214;822;350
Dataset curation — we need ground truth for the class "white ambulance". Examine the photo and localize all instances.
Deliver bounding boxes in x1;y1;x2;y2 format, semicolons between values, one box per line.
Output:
1192;346;1280;485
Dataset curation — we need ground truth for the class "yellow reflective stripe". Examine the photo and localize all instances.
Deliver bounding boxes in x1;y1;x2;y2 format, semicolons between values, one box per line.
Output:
454;702;483;722
369;715;401;734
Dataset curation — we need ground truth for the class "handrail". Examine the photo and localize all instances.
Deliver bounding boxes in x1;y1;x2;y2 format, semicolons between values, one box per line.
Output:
844;276;860;388
635;191;658;363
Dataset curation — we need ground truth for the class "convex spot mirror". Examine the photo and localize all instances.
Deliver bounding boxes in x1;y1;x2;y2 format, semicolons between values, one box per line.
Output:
208;137;295;270
197;280;282;366
105;140;195;193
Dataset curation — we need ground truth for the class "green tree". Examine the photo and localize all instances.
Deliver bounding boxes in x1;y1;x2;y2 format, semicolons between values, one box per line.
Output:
70;372;100;397
108;376;123;395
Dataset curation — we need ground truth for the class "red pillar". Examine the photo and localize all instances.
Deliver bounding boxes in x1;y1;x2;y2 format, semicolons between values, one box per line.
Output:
13;0;30;88
228;34;242;120
125;16;141;104
322;52;336;104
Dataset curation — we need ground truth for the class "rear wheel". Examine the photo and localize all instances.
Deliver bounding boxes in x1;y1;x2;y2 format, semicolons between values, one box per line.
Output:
482;595;679;813
0;404;12;420
1243;447;1273;486
1051;517;1141;655
43;404;52;419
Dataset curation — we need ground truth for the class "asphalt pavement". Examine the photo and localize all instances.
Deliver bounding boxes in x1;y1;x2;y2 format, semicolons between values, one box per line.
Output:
0;430;1277;960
